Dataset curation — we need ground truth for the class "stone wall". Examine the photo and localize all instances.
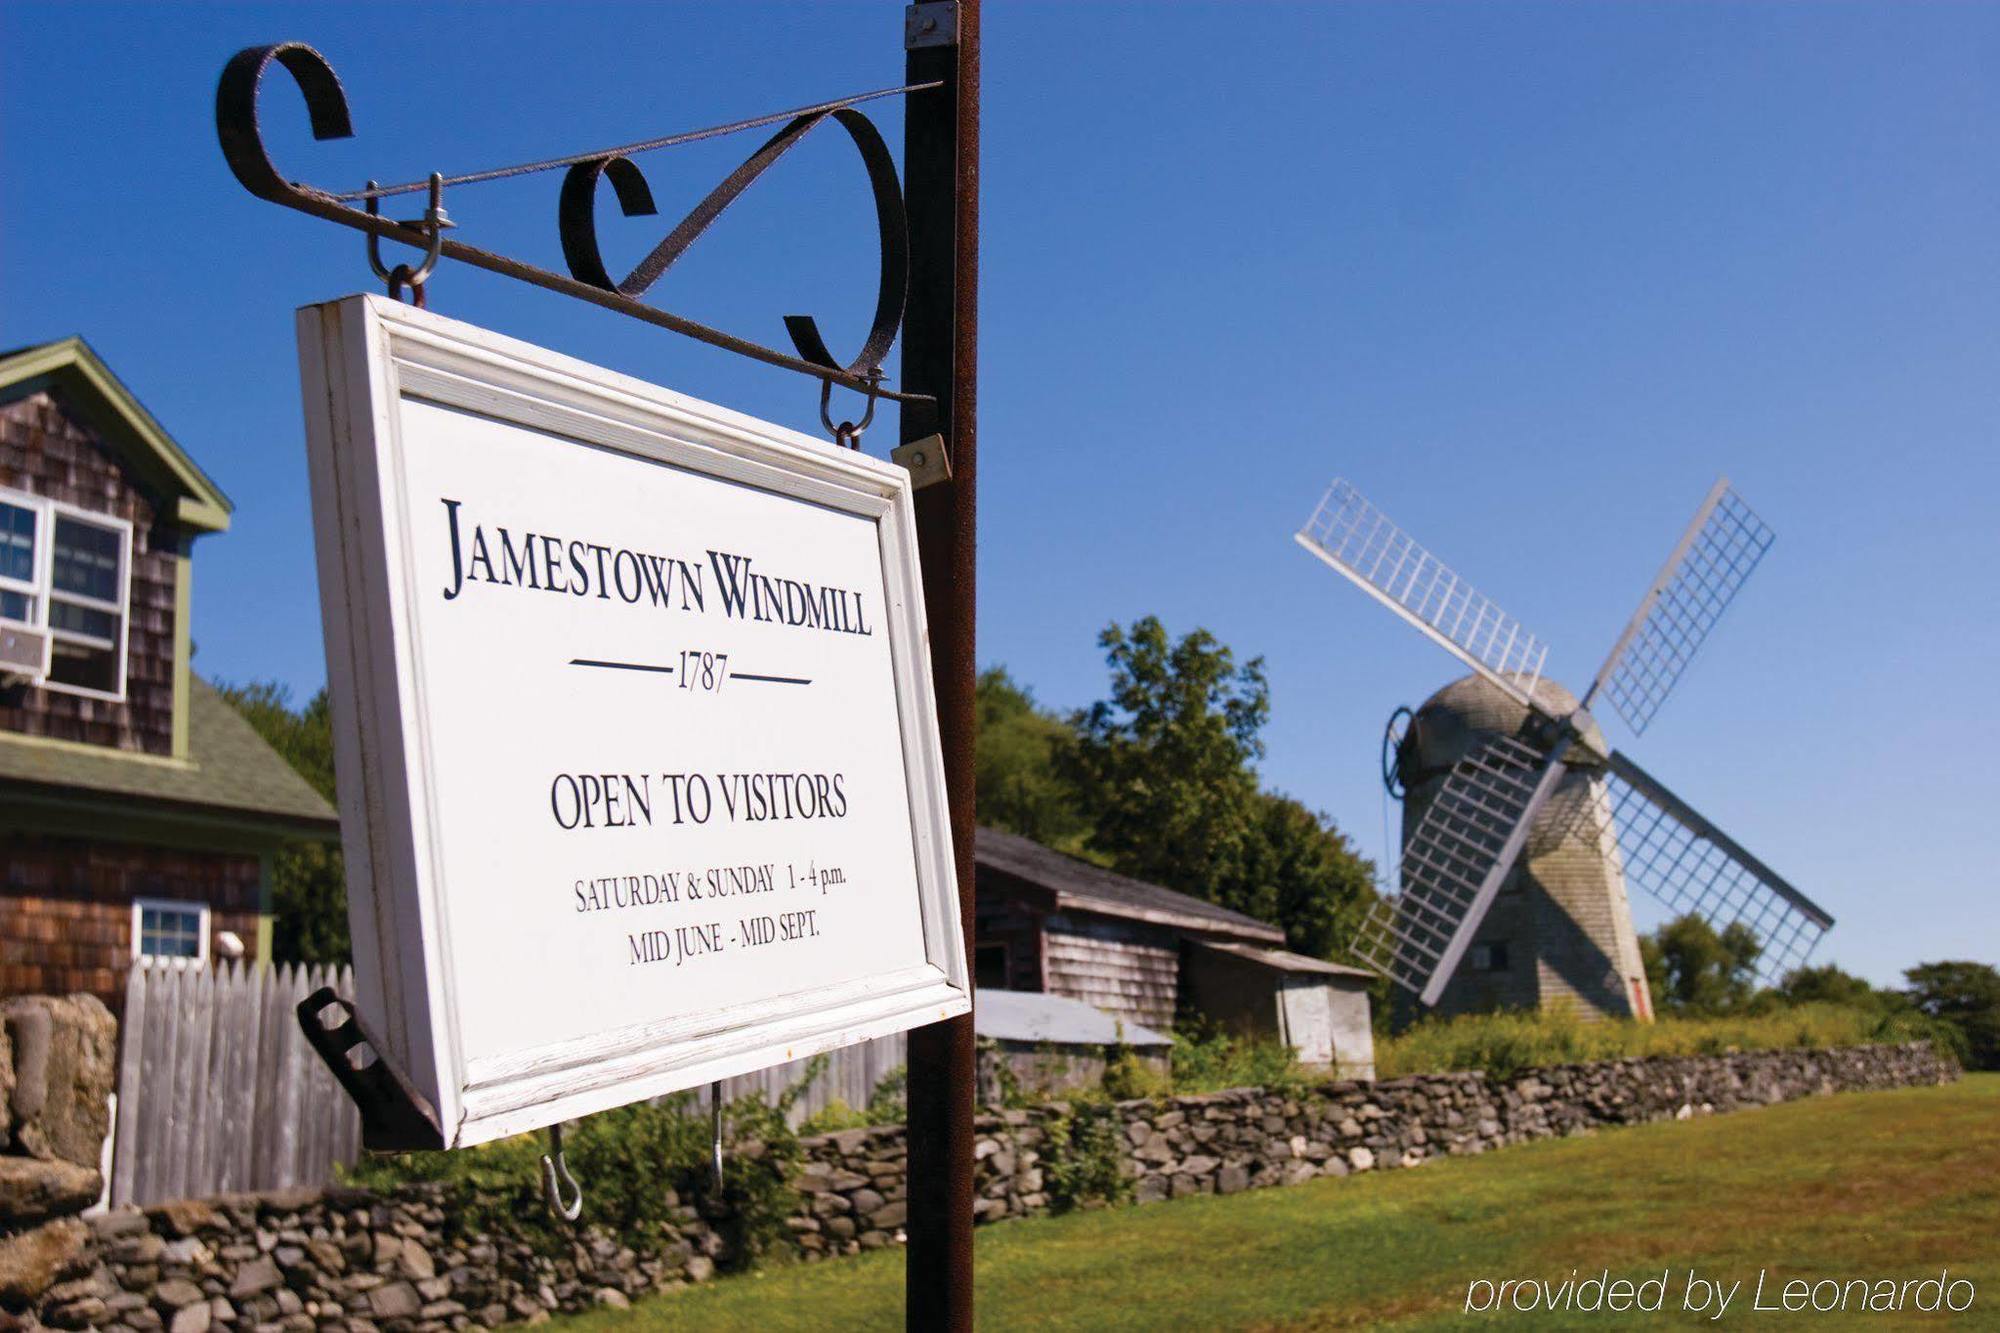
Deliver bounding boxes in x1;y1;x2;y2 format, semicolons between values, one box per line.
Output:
0;1041;1957;1330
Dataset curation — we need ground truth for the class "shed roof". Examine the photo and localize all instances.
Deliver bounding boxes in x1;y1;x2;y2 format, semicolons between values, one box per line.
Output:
1192;938;1377;980
974;989;1171;1049
975;826;1285;945
0;677;338;838
0;338;233;533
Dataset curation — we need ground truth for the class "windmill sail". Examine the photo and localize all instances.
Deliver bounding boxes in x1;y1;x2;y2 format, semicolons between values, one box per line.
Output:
1297;479;1551;712
1589;480;1775;736
1604;750;1832;983
1355;733;1570;1004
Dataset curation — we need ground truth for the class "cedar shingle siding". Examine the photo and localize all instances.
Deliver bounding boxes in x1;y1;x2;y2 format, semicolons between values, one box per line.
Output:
0;388;178;755
1;833;262;1006
1040;913;1180;1032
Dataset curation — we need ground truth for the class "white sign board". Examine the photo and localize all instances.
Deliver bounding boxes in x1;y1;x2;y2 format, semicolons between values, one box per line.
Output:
296;295;966;1147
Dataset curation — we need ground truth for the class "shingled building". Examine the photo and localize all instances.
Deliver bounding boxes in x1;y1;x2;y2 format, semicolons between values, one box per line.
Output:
0;339;337;1006
974;827;1375;1077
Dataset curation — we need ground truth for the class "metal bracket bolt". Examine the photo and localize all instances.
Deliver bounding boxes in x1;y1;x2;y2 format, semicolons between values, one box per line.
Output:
893;433;952;489
906;2;958;50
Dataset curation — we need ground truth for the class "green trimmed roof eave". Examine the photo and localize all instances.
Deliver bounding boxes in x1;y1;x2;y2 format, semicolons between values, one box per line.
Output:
0;677;337;844
0;338;234;534
0;783;340;848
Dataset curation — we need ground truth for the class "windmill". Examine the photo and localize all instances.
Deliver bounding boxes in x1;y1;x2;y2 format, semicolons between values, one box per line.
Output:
1295;477;1833;1018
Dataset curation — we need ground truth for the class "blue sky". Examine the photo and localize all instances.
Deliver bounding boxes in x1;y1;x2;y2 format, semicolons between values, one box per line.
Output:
3;3;1994;986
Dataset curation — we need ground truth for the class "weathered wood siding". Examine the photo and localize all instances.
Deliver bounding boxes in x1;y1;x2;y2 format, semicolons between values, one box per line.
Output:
0;388;182;756
1180;940;1281;1041
111;960;361;1207
971;891;1045;992
1041;913;1179;1031
1;833;262;1006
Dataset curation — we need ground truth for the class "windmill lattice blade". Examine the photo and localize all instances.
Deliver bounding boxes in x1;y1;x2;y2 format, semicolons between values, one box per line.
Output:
1297;479;1550;711
1354;734;1564;1003
1592;482;1774;736
1605;751;1833;985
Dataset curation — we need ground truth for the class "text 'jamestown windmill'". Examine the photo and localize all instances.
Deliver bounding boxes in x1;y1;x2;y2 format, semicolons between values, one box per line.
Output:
1297;478;1834;1021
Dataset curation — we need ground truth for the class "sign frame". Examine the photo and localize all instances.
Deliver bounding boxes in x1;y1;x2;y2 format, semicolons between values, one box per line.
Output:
296;293;968;1148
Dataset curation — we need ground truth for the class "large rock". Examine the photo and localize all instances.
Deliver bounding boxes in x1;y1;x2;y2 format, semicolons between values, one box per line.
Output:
0;1158;102;1228
2;995;116;1168
0;1217;90;1307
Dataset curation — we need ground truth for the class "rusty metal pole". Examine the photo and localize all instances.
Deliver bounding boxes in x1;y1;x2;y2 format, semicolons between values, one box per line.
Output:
900;0;978;1328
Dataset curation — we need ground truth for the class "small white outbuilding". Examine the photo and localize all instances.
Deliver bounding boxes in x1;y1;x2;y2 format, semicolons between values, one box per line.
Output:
1183;940;1377;1080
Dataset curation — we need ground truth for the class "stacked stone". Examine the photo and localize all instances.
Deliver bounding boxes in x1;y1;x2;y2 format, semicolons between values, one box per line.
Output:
790;1125;912;1258
0;1185;705;1332
972;1109;1047;1224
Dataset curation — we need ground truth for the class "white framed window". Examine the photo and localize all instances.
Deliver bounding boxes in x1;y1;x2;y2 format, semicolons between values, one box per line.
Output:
0;491;42;626
132;898;210;966
0;484;132;700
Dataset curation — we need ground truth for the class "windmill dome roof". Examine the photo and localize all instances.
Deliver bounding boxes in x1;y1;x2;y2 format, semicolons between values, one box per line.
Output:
1399;672;1606;788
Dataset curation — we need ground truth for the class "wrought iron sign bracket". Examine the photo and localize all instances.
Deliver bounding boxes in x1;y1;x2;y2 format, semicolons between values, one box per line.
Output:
296;987;447;1154
215;42;935;407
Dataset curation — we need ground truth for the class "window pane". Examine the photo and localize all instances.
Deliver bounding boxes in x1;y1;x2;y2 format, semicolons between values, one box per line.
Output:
138;906;204;960
47;636;117;693
0;502;34;583
49;599;116;644
51;516;120;603
0;588;30;622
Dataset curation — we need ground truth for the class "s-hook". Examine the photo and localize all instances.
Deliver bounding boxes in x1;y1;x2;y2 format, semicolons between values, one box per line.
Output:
820;369;883;450
542;1121;583;1221
367;171;453;308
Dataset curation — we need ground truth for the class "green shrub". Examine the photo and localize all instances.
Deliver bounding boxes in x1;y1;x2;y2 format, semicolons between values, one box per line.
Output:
1101;1046;1171;1101
1041;1101;1131;1212
344;1073;815;1269
864;1064;909;1123
796;1064;911;1136
797;1098;870;1135
1375;1002;1942;1081
1167;1021;1311;1095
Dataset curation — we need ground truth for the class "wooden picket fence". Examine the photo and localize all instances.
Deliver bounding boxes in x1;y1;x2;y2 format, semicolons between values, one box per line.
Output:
111;960;362;1207
109;959;908;1207
717;1030;909;1126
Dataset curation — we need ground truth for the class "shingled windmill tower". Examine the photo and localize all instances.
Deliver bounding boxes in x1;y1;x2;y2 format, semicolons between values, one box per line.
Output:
1390;675;1652;1020
1297;478;1834;1022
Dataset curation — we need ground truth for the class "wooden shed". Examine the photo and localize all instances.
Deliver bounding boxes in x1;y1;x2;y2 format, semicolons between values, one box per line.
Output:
1182;940;1377;1079
973;827;1370;1051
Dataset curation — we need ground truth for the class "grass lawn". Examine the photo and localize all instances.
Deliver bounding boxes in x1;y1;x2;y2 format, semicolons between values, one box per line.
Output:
548;1075;1999;1330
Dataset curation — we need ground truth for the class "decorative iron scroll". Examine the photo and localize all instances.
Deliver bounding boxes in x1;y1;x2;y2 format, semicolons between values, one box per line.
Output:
215;42;929;403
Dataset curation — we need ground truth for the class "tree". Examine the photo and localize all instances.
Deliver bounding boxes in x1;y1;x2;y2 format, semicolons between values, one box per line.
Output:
1774;963;1882;1010
1061;617;1267;915
1903;961;2000;1071
974;668;1090;853
1640;913;1761;1015
218;681;351;965
1243;793;1376;964
1058;616;1375;960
